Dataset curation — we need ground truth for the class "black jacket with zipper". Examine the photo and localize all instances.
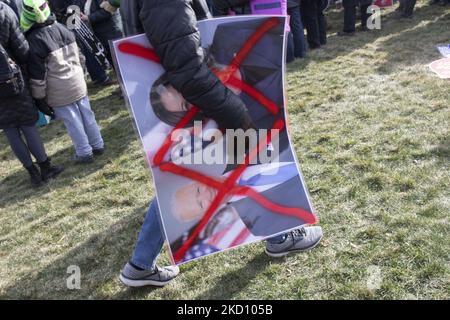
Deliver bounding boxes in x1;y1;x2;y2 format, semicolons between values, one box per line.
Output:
85;0;122;42
122;0;253;130
0;2;38;129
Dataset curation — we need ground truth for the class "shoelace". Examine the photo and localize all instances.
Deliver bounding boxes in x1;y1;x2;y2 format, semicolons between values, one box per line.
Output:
290;227;307;244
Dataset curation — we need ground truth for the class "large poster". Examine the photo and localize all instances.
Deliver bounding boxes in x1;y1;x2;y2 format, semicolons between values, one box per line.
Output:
112;16;318;265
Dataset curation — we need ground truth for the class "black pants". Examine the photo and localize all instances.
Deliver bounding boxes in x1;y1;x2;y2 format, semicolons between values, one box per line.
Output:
301;0;327;49
3;125;48;168
343;3;371;33
400;0;417;17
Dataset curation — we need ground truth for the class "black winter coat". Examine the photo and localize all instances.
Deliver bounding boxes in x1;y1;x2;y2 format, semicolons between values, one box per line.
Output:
86;0;122;42
0;0;19;17
0;2;38;129
123;0;251;130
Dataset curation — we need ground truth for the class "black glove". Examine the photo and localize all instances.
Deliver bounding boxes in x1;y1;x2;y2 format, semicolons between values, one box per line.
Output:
35;98;55;120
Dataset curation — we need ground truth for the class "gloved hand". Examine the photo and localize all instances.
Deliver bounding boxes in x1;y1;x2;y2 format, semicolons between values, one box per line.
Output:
35;98;55;120
100;1;119;14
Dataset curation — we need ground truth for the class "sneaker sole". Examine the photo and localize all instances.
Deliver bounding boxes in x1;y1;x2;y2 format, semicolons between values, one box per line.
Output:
264;234;323;258
119;274;172;287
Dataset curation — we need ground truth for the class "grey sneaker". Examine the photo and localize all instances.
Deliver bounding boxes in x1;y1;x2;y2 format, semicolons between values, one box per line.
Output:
119;262;180;287
265;226;323;258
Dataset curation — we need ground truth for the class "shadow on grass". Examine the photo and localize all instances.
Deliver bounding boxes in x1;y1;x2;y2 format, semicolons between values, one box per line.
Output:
322;4;447;63
0;204;148;299
374;9;450;74
103;249;274;300
0;114;136;208
193;251;272;300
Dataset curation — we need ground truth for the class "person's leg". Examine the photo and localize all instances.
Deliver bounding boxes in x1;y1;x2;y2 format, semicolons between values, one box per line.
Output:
403;0;416;17
317;2;327;45
76;96;104;152
288;6;307;58
3;127;34;168
3;127;43;187
82;44;110;85
130;200;165;271
54;103;94;160
301;0;321;49
360;4;371;30
343;4;357;33
119;199;179;287
20;125;65;181
19;125;48;163
286;32;295;63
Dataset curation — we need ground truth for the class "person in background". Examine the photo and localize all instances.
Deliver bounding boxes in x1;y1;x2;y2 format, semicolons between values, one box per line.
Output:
79;0;122;67
100;0;141;36
287;0;307;59
21;0;105;164
338;0;372;36
0;1;63;187
47;0;113;86
211;0;297;62
300;0;327;49
397;0;416;18
430;0;449;5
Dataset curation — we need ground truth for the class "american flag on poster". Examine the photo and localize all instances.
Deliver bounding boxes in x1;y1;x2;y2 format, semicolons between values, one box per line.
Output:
182;219;263;262
204;219;262;249
373;0;393;7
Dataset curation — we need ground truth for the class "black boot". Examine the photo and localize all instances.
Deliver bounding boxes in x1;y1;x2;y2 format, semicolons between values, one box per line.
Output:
38;158;64;182
26;164;43;188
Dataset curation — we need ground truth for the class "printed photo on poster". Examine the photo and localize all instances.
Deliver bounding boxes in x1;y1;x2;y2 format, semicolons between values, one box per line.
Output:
112;16;318;265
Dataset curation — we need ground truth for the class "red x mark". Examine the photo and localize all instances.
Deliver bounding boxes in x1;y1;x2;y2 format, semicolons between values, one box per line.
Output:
118;17;317;263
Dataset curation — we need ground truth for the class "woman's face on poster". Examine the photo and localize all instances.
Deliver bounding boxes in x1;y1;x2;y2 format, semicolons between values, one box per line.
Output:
158;85;192;113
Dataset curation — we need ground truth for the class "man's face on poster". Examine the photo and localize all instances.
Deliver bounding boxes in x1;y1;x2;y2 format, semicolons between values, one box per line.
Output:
172;181;219;222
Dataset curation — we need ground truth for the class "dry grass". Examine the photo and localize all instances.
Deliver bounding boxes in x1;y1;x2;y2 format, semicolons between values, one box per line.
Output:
0;1;449;299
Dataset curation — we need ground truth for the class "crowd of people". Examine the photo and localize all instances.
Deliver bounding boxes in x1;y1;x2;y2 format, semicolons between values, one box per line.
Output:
0;0;446;288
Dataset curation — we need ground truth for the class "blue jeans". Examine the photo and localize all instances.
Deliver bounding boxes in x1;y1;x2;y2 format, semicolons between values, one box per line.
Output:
131;199;165;270
131;198;288;269
54;96;104;157
288;6;307;58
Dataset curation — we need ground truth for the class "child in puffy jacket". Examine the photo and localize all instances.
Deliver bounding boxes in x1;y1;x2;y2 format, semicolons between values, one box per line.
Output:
22;0;105;163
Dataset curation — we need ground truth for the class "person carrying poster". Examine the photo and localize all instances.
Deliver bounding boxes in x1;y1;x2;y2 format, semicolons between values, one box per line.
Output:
114;2;323;288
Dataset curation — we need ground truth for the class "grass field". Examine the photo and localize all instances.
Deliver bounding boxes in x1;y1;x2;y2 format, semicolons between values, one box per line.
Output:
0;1;449;299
